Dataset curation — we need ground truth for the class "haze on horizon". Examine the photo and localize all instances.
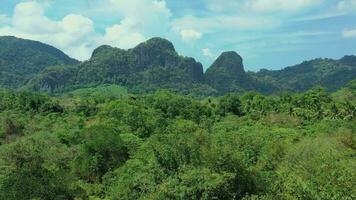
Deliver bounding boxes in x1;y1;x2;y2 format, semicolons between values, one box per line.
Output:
0;0;355;71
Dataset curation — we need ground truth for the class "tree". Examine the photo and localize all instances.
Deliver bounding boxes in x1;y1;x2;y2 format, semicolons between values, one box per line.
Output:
218;93;243;116
0;134;74;200
73;125;129;182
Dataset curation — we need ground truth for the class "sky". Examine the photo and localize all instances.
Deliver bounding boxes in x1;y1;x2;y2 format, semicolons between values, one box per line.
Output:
0;0;355;71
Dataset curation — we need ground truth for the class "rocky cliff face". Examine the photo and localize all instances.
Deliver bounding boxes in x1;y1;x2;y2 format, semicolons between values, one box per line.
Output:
130;37;203;82
15;36;356;95
131;37;177;70
26;37;206;93
340;55;356;66
204;51;249;94
209;51;245;77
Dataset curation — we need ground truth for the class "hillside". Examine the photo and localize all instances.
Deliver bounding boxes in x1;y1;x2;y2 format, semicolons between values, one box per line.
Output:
204;51;277;94
253;56;356;92
26;37;216;96
204;51;356;94
0;36;354;95
0;36;78;89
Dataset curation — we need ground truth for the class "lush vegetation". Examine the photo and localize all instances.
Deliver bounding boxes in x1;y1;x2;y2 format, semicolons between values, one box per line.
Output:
25;38;212;96
0;35;355;200
0;36;78;89
254;56;356;93
204;51;277;95
1;36;354;96
25;38;356;95
0;79;355;199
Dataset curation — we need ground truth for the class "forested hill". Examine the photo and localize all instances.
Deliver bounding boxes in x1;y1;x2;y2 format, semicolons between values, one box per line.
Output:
0;36;355;95
0;36;78;89
253;55;356;93
25;37;213;95
204;51;278;94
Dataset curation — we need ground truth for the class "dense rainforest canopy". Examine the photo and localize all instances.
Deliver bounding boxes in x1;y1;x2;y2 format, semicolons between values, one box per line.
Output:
0;81;355;199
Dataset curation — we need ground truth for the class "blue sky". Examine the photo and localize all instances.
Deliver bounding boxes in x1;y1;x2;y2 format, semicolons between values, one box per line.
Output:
0;0;355;71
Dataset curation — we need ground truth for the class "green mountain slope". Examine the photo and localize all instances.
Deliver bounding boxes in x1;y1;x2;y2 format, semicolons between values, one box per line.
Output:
26;37;215;95
204;51;356;94
2;36;354;95
204;51;277;94
0;36;78;88
254;56;356;92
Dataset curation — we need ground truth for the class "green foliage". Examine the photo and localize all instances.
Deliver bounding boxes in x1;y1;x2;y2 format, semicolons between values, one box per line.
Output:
218;93;243;116
68;84;128;102
0;36;78;89
148;167;236;200
0;134;74;200
25;37;212;95
0;85;355;200
0;36;355;200
274;137;355;200
100;99;163;138
1;36;355;96
145;90;214;123
0;89;63;113
254;57;356;93
74;125;129;182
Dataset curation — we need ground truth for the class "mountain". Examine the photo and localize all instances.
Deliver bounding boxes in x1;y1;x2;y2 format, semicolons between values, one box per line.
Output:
26;38;215;95
2;36;354;95
204;51;356;94
0;36;78;89
204;51;246;93
204;51;276;94
253;56;356;92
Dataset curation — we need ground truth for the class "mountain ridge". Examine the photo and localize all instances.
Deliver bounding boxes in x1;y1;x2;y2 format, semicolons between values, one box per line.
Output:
25;37;210;95
0;36;79;89
0;36;355;95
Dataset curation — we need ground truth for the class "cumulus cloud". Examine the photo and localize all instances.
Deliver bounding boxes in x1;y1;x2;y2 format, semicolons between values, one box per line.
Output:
202;48;214;58
172;15;278;34
342;28;356;38
0;0;173;60
0;14;10;24
179;29;202;42
245;0;324;12
338;0;356;11
0;1;97;60
207;0;324;13
104;0;172;48
104;24;146;49
0;0;351;67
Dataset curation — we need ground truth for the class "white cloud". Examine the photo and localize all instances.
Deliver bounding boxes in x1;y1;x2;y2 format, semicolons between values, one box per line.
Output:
0;2;98;60
12;1;59;34
105;0;172;48
180;29;202;42
246;0;324;13
172;15;279;33
0;14;10;24
207;0;324;13
202;48;214;58
338;0;356;12
342;28;356;38
0;0;173;60
104;23;146;48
